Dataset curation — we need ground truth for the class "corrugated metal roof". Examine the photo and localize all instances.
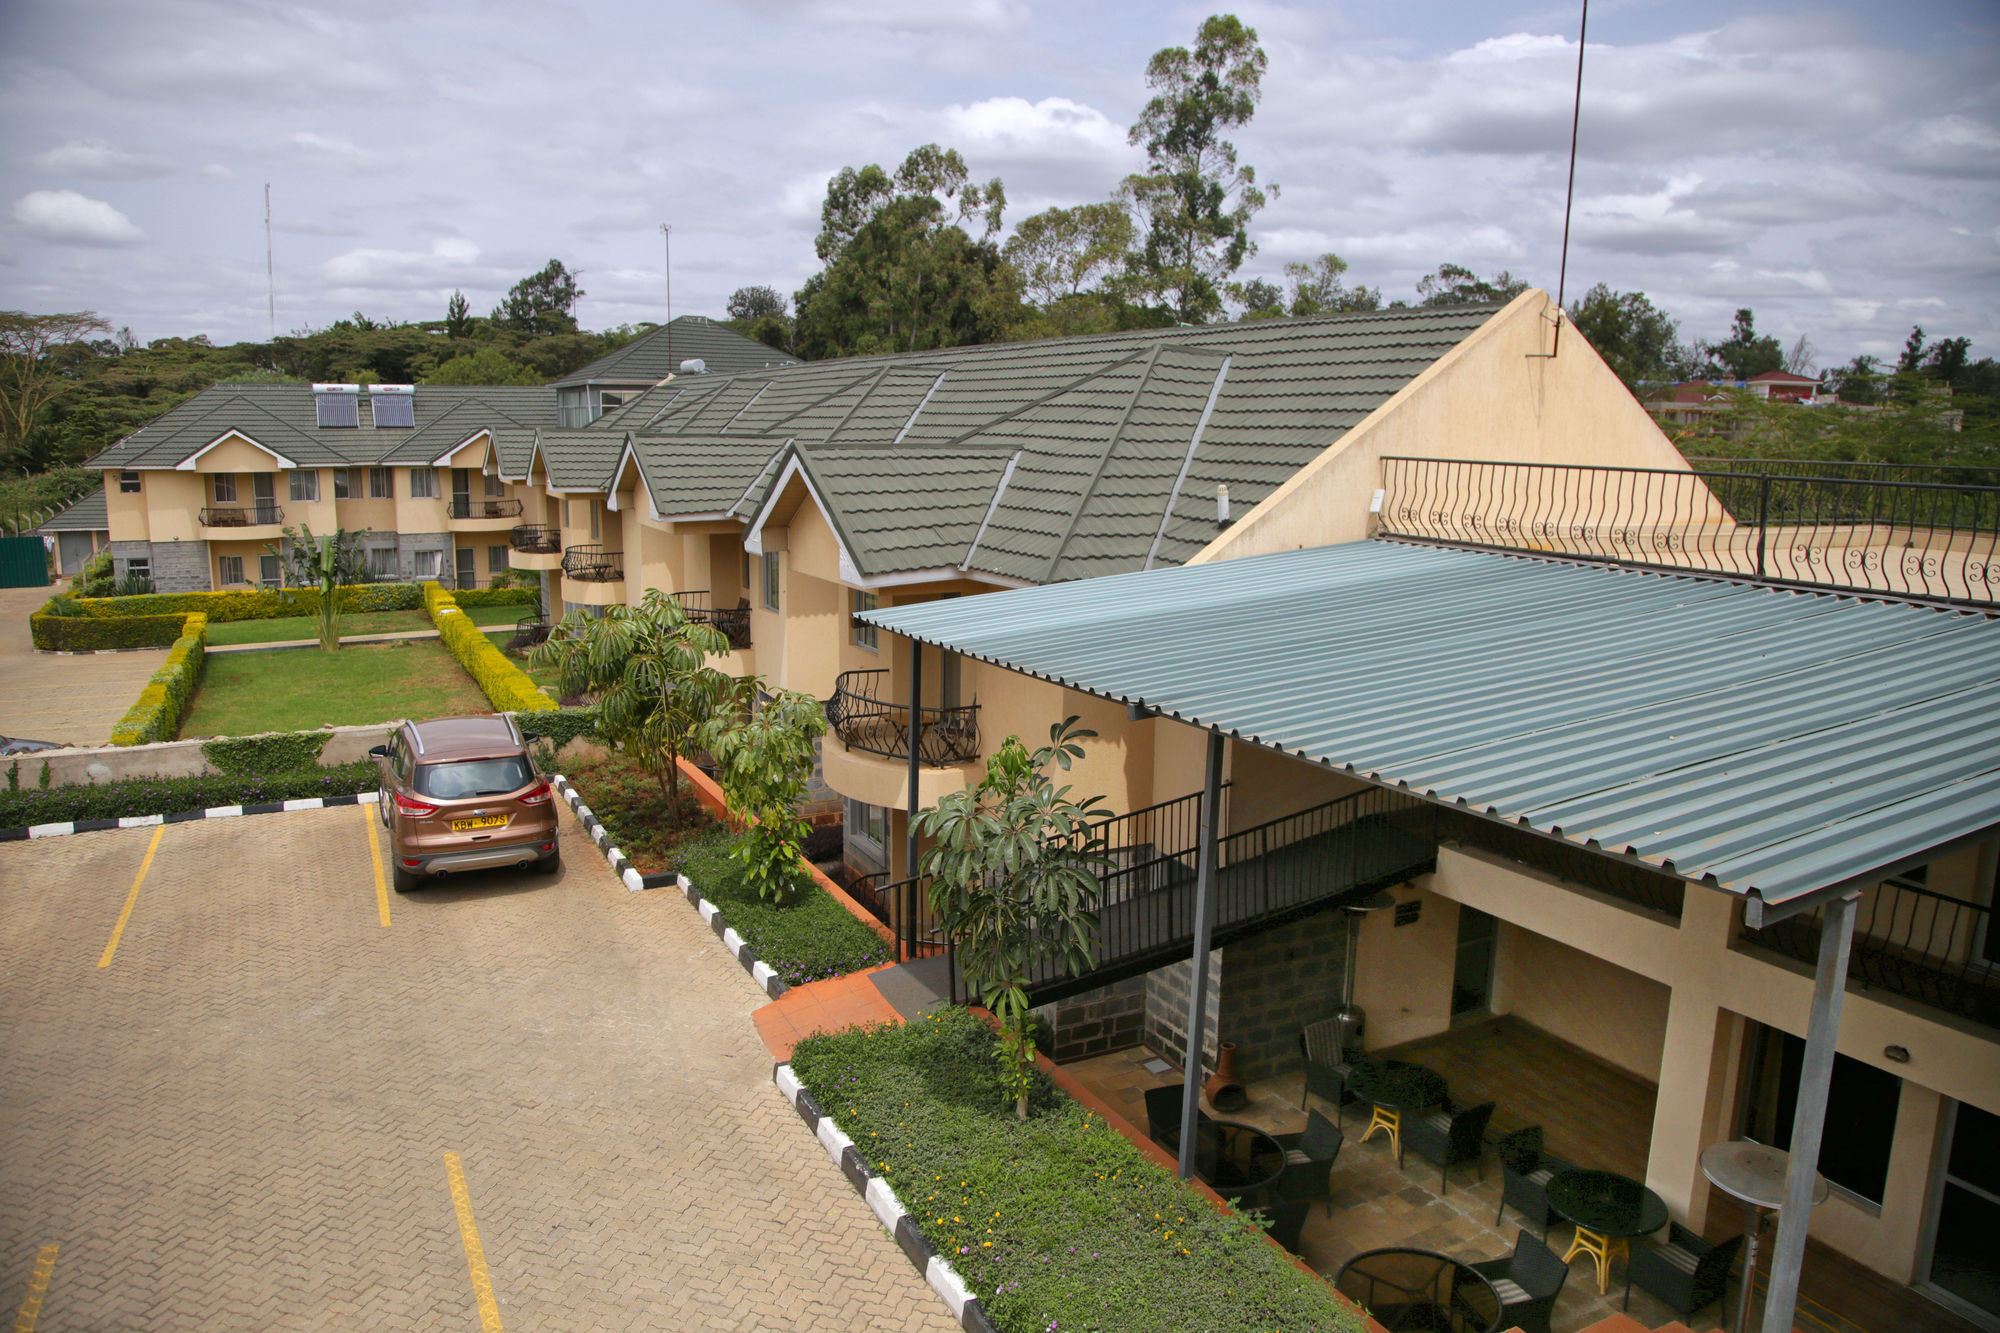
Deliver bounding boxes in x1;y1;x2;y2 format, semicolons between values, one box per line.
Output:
36;486;107;533
862;539;2000;911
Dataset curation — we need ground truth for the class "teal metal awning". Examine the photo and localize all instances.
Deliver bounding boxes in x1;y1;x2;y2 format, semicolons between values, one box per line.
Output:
862;539;2000;919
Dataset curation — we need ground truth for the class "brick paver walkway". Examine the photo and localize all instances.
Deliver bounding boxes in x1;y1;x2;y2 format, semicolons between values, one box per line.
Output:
0;584;169;745
0;803;955;1331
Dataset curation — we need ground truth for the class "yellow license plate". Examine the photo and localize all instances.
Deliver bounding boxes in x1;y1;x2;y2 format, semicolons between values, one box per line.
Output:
450;815;509;832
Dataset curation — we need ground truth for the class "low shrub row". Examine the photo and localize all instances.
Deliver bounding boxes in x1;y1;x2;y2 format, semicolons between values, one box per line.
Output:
199;731;333;775
30;608;189;651
673;829;893;985
516;705;599;752
0;762;378;829
43;583;535;625
791;1009;1362;1333
452;587;539;608
111;614;208;746
423;582;554;713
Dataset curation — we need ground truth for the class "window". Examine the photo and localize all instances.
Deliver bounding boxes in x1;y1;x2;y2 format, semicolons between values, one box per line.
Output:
851;590;878;651
589;501;600;540
368;547;397;578
599;391;625;416
288;470;319;502
414;755;533;799
118;470;141;494
124;558;151;587
562;499;572;528
369;467;394;499
488;545;508;574
218;554;244;585
762;550;781;611
369;388;415;429
1742;1023;1901;1205
414;549;443;578
845;799;889;870
483;472;504;499
213;473;238;503
409;468;438;499
332;468;350;499
742;550;751;588
314;388;360;428
259;554;282;586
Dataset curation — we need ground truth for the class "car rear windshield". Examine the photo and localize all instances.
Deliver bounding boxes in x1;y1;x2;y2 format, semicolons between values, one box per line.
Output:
414;756;535;799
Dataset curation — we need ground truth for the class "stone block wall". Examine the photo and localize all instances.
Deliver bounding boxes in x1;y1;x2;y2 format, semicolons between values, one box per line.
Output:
114;539;209;593
1143;949;1223;1076
1038;975;1148;1062
1215;911;1350;1083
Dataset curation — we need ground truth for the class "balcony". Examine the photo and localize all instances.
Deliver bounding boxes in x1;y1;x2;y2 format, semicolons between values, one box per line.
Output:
511;523;561;554
451;497;524;520
1740;876;2000;1030
561;544;624;581
199;504;284;528
673;590;751;649
825;668;979;766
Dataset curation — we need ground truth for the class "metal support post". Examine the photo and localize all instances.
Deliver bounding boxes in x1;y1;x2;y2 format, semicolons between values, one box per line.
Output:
1177;729;1225;1180
1762;891;1859;1332
905;637;922;883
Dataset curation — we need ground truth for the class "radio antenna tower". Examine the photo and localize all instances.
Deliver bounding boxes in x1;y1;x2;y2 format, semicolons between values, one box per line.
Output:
660;223;673;374
264;184;277;339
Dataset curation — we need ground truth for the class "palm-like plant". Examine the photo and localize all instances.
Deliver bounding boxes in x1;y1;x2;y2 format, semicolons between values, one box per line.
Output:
268;524;367;650
917;717;1112;1117
530;589;731;824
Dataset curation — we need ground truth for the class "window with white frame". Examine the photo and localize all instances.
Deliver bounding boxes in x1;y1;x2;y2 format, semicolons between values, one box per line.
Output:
762;550;780;610
213;474;237;503
369;467;393;499
288;470;319;502
483;472;504;498
125;558;151;586
413;549;443;578
409;467;438;499
218;554;245;584
118;470;141;493
589;501;600;540
845;799;889;870
851;589;878;651
488;545;508;574
259;553;282;586
332;468;350;499
367;547;397;578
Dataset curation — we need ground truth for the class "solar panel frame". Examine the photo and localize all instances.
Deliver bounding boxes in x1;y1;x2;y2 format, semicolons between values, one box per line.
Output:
369;393;415;428
315;393;360;428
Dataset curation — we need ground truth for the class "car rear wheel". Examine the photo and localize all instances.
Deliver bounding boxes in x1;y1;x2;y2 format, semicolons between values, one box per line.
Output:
536;850;561;875
392;863;423;894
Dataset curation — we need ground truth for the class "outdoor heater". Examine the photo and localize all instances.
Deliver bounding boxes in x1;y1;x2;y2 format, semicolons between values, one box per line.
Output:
1333;890;1396;1056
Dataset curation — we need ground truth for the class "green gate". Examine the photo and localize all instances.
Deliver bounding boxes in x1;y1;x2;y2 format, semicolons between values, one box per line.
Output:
0;535;49;588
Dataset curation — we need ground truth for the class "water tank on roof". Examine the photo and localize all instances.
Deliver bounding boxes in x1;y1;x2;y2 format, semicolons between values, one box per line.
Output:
679;358;707;374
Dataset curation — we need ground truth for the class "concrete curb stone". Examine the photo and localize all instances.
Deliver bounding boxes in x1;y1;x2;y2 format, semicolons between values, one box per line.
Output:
0;790;377;841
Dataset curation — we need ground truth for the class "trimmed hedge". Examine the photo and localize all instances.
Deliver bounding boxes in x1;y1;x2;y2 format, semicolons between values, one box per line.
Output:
40;582;513;623
452;587;539;608
516;706;598;750
0;762;378;829
30;609;188;651
201;730;335;775
111;614;208;746
424;582;554;713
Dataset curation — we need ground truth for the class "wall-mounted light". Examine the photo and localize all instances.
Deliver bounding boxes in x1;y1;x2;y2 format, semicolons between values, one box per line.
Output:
1883;1045;1911;1064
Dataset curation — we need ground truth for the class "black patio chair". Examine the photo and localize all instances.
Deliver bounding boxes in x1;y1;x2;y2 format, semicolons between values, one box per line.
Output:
1272;1110;1345;1216
1144;1084;1181;1150
1469;1230;1569;1333
1624;1222;1742;1322
1257;1197;1314;1255
1495;1125;1576;1242
1400;1098;1494;1195
1298;1018;1361;1123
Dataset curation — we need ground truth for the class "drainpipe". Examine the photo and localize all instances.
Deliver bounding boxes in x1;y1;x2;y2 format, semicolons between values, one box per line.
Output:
1761;890;1859;1332
905;635;922;884
1177;729;1225;1180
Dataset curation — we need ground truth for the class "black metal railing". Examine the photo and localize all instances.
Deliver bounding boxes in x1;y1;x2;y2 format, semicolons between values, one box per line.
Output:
511;524;561;554
826;669;979;766
673;590;752;649
561;545;624;582
1378;456;2000;607
199;504;284;527
1740;877;2000;1030
448;497;523;519
1432;809;1687;919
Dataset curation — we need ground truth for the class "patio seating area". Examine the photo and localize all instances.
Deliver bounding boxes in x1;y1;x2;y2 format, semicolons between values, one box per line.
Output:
1061;1016;1954;1333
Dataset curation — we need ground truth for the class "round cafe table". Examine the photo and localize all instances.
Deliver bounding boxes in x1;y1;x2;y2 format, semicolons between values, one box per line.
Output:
1700;1140;1829;1333
1545;1168;1670;1295
1335;1247;1502;1333
1350;1060;1448;1165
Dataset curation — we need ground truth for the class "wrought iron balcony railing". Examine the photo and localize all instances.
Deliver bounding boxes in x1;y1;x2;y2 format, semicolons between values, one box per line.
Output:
199;504;284;527
448;497;523;519
825;668;979;766
1378;456;2000;607
1740;876;1999;1030
673;590;752;649
560;544;624;582
510;524;561;554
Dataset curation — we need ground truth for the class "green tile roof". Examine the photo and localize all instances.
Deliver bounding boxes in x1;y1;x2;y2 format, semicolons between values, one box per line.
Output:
552;316;799;389
531;430;627;490
35;486;107;533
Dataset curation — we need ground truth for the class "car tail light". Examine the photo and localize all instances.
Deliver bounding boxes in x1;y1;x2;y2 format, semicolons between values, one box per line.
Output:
394;792;438;818
519;781;553;806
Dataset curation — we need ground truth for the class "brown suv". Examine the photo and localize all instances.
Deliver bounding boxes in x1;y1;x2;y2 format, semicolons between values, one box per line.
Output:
371;716;559;893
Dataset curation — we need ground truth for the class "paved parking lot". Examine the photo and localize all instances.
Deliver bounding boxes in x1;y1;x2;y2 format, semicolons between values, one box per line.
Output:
0;802;954;1331
0;584;169;746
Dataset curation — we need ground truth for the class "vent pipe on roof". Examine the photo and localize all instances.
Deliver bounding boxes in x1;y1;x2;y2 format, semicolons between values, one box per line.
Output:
1217;484;1233;529
679;358;707;374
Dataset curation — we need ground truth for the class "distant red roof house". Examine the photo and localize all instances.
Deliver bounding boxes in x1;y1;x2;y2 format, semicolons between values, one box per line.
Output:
1747;369;1820;402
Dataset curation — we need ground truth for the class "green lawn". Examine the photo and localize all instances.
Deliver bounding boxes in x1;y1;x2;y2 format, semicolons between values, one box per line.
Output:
205;604;522;647
180;640;495;735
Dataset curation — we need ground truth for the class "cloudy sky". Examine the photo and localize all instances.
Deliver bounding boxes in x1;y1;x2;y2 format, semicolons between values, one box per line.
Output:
2;0;1995;368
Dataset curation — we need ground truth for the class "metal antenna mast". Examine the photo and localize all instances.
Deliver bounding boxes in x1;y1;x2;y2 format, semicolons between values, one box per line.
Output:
1552;0;1588;357
264;184;276;339
660;223;672;374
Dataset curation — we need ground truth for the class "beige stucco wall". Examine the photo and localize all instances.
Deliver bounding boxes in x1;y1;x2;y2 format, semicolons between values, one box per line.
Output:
104;470;151;541
1496;925;1670;1082
1192;289;1691;565
1353;879;1460;1050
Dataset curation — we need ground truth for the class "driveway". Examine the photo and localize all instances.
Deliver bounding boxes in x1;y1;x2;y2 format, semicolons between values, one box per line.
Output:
0;584;169;746
0;802;954;1331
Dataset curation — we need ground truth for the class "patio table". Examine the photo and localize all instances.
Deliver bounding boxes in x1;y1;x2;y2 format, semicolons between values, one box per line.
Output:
1163;1117;1286;1208
1545;1167;1669;1294
1350;1059;1447;1162
1335;1247;1503;1333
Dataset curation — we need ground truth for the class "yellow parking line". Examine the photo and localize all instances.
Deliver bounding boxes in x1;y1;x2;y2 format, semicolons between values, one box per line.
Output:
98;825;164;969
12;1243;58;1333
362;801;390;927
443;1153;502;1331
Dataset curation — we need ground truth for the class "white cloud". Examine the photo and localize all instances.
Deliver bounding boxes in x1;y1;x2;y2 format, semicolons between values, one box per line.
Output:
11;190;146;246
737;0;1028;34
322;237;485;287
31;138;171;179
199;163;235;180
941;96;1129;161
287;132;369;167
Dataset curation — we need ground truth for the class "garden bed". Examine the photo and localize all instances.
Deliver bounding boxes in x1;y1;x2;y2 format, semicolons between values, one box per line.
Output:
180;640;493;736
0;762;377;829
789;1008;1361;1333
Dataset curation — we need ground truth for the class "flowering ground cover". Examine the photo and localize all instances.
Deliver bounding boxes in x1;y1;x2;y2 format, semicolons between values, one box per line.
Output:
790;1007;1363;1333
